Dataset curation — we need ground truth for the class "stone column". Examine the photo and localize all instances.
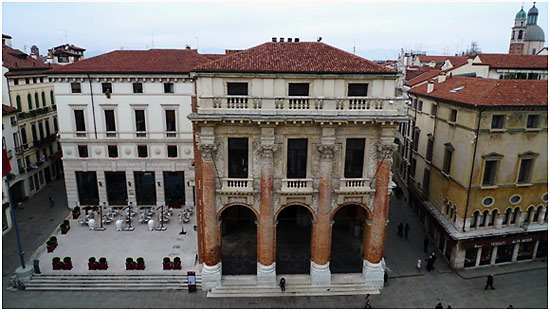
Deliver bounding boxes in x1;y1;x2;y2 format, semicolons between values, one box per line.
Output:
257;144;277;286
198;143;222;291
310;144;338;285
363;143;395;289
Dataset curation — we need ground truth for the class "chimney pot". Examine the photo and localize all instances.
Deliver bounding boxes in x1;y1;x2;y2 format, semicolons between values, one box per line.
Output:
427;81;434;93
294;38;299;42
272;37;277;42
437;73;446;83
280;37;284;42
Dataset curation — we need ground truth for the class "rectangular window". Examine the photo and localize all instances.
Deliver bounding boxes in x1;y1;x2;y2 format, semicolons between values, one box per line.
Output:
526;115;540;129
13;79;18;85
347;83;368;96
167;145;177;158
133;82;143;94
412;128;420;151
104;110;116;132
228;138;248;178
288;83;309;96
71;83;81;93
443;148;453;175
165;110;176;132
74;110;86;131
102;83;112;94
518;158;534;183
449;109;457;122
29;177;34;190
33;78;37;84
137;145;148;158
482;160;499;186
417;100;423;112
430;104;438;117
287;138;308;178
227;83;248;95
108;145;118;158
426;137;434;162
410;158;417;179
78;145;88;158
25;78;30;84
164;83;174;93
491;115;505;129
422;168;430;195
344;138;365;178
135;110;146;132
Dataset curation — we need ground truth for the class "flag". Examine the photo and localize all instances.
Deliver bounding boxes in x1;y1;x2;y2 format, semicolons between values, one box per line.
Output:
2;144;12;178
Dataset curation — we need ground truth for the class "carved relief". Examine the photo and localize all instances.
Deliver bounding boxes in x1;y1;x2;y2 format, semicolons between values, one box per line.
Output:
198;143;218;161
256;144;278;160
317;144;339;161
376;143;397;163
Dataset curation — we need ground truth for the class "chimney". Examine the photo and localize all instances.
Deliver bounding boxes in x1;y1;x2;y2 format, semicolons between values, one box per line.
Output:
272;37;277;42
437;72;446;83
279;37;284;42
427;81;434;93
294;38;299;42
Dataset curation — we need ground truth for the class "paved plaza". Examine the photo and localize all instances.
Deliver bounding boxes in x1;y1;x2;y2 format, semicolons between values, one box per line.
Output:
2;178;548;308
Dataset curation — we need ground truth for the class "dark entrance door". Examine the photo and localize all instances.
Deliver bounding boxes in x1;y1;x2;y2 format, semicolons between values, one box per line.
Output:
75;171;99;205
330;205;366;273
105;172;128;205
220;205;257;275
163;172;185;207
276;205;312;274
134;172;156;205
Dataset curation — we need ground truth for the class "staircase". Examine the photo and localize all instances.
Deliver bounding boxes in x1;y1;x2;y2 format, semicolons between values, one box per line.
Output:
24;274;202;291
207;274;379;298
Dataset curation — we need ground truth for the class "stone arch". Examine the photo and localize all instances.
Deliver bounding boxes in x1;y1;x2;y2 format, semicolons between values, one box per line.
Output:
217;203;259;222
275;202;316;222
331;202;373;221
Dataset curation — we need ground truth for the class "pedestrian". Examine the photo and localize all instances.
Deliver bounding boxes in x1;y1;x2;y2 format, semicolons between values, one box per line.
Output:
416;259;422;272
431;252;437;264
279;277;286;292
404;223;410;239
506;305;513;309
423;237;429;253
447;305;452;309
397;222;403;238
485;274;495;290
435;302;444;309
426;257;433;271
48;195;54;208
364;293;372;309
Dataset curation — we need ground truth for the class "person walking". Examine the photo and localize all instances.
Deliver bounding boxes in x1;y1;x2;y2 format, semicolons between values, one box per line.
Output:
48;195;54;208
416;259;422;272
404;223;410;239
364;293;372;309
435;302;444;309
485;274;495;290
423;237;429;253
279;277;286;292
397;222;403;238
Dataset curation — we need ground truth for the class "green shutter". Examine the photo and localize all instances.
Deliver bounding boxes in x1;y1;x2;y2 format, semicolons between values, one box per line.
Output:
41;92;46;107
27;94;32;110
50;91;54;105
16;95;22;111
34;93;39;108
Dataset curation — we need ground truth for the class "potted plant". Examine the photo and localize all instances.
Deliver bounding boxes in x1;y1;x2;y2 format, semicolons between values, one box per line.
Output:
50;236;58;247
63;219;70;230
99;257;108;270
173;257;181;270
60;223;69;234
52;257;62;270
125;257;135;270
46;240;56;253
163;257;172;270
88;257;97;270
72;206;81;219
62;257;73;270
136;257;145;270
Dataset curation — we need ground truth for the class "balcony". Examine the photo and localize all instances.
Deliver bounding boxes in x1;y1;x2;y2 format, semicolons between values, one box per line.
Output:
281;178;314;194
105;132;117;138
219;178;254;193
33;134;57;148
338;178;372;193
15;144;28;154
17;107;53;121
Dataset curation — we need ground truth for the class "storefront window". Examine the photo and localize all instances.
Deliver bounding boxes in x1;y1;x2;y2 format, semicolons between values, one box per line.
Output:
479;246;492;266
517;241;535;261
464;248;477;267
495;244;514;263
134;172;156;205
536;240;547;259
163;172;185;207
105;172;128;205
76;172;99;205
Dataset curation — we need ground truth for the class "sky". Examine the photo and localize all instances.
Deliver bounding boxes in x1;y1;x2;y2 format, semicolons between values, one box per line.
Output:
2;1;548;61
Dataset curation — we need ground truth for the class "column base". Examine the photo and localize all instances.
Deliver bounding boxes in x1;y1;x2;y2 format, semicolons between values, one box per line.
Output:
14;265;34;282
257;262;276;286
201;262;222;291
362;259;385;289
310;261;331;285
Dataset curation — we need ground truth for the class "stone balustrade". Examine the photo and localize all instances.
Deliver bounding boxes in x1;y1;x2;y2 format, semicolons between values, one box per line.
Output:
220;178;254;193
339;178;372;193
281;178;314;193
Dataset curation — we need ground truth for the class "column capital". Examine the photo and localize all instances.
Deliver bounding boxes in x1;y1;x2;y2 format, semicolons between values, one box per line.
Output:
317;144;339;160
198;143;217;161
256;144;278;159
376;143;396;162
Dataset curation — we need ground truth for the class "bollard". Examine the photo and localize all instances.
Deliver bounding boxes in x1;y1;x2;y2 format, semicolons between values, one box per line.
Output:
33;259;41;274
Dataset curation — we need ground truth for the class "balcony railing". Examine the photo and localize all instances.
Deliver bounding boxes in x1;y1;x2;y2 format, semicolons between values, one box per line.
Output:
15;144;28;154
33;134;57;148
220;178;254;193
198;96;406;116
281;178;314;193
17;107;53;121
339;178;371;192
105;132;117;138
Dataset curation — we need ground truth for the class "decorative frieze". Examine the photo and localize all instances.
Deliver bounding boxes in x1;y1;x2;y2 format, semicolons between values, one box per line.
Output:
317;144;339;160
198;143;217;161
256;144;278;159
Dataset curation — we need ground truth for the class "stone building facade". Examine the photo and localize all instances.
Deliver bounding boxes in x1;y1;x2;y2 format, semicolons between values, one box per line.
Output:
189;41;407;290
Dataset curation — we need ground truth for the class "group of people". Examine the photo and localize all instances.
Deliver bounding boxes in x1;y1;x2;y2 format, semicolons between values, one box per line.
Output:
397;222;409;239
426;252;437;271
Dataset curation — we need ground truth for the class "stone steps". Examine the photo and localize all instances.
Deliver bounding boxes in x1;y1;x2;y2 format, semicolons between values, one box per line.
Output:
25;274;202;291
208;282;379;298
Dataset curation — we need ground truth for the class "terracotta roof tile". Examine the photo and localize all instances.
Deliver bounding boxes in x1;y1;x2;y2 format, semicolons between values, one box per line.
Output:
2;44;52;73
2;104;18;114
48;49;213;74
405;69;442;87
417;55;449;63
474;53;548;69
193;42;396;74
409;77;547;107
405;66;439;81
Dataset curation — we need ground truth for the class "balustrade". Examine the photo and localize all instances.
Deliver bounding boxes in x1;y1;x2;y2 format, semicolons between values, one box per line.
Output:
281;178;313;193
339;178;371;192
221;178;254;193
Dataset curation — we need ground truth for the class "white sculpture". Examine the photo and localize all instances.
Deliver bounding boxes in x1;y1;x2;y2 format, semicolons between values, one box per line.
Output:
88;218;96;230
115;219;123;231
148;219;155;231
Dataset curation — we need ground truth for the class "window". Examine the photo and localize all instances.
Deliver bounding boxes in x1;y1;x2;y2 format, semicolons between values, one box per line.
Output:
430;103;438;117
137;145;148;158
133;82;143;94
228;138;248;178
75;172;99;205
104;110;116;132
45;120;50;137
511;31;515;39
134;172;156;205
412;127;420;151
491;115;505;129
426;135;433;162
470;211;479;228
449;109;457;122
29;177;34;191
50;91;54;105
16;95;21;111
58;56;69;63
74;110;86;131
105;172;127;205
517;158;534;184
518;30;523;39
102;83;112;94
21;128;27;146
511;207;520;224
347;83;368;96
13;79;18;85
534;206;543;223
53;117;58;132
27;94;32;110
482;160;499;186
422;168;430;195
526;115;540;129
410;158;417;179
479;210;488;227
165;110;176;132
25;78;30;84
164;83;174;93
71;83;81;93
525;206;534;224
227;82;248;95
163;172;185;206
78;145;88;158
443;143;454;175
135;110;146;132
503;208;511;225
288;83;309;96
344;138;365;178
41;92;46;107
287;138;307;178
108;145;118;158
417;100;423;112
31;124;38;143
35;93;39;108
40;77;43;83
33;78;37;83
167;145;178;158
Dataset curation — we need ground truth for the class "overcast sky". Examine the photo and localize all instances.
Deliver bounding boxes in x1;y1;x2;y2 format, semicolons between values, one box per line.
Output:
2;1;548;60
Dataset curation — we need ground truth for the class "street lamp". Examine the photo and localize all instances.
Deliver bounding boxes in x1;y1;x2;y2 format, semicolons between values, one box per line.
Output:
94;202;106;231
155;205;167;231
122;202;135;231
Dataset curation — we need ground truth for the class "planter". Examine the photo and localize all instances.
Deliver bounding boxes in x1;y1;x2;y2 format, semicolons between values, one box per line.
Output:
47;245;56;253
163;263;172;270
99;263;108;270
126;263;135;270
173;263;182;270
52;263;62;270
136;263;145;270
60;227;69;234
72;213;80;219
62;263;73;270
88;263;98;270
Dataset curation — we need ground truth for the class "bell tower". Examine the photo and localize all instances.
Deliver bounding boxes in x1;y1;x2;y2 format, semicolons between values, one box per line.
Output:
509;6;527;54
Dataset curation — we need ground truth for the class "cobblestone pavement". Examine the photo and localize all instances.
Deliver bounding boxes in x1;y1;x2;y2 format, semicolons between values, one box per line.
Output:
2;180;547;308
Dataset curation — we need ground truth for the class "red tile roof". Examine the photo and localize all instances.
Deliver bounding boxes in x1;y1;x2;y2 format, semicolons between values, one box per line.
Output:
193;42;396;74
446;56;470;67
417;55;449;63
473;53;548;69
409;77;547;107
52;44;86;51
48;49;213;74
405;66;439;81
200;53;226;61
2;104;18;114
405;69;441;87
2;44;52;74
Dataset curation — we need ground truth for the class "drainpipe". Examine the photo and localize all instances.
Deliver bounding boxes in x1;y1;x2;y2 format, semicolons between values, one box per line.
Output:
463;108;483;232
86;74;98;139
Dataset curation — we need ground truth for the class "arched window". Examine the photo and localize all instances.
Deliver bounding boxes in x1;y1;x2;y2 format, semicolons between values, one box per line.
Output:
50;91;54;105
526;206;534;224
41;92;46;107
45;120;51;137
20;127;27;145
31;124;38;143
511;31;515;39
450;206;455;221
511;207;520;224
533;205;543;224
479;210;488;227
503;208;511;225
470;211;479;228
15;95;22;111
53;117;58;132
34;93;39;108
38;122;44;140
488;210;498;226
27;94;32;110
518;30;523;39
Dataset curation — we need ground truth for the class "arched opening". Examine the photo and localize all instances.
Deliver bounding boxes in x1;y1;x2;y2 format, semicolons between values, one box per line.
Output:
276;204;313;274
41;92;46;107
50;91;55;105
330;204;368;273
219;204;257;275
16;95;21;111
27;94;32;110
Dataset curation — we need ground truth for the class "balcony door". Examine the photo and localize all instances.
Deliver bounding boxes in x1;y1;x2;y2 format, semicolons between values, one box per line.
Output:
344;138;365;178
228;138;248;178
287;138;308;179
